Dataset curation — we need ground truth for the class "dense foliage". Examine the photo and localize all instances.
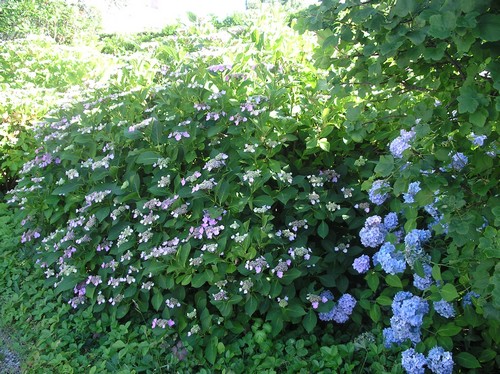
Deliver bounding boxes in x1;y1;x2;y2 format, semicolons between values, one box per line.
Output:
0;0;100;43
2;1;499;373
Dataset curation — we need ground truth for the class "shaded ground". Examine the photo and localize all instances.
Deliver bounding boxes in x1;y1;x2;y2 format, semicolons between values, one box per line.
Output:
0;329;21;373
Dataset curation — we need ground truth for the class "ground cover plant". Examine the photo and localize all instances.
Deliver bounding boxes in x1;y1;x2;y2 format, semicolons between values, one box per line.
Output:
2;0;499;373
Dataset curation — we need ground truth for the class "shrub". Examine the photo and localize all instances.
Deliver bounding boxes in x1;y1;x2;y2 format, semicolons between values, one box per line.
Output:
6;3;500;372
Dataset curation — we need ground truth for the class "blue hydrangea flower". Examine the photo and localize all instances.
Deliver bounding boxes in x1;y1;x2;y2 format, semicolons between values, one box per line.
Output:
384;291;429;346
413;263;433;290
433;300;455;318
403;181;421;204
368;180;390;205
352;255;370;274
359;215;387;248
404;229;432;267
469;132;487;147
383;212;399;231
319;293;356;323
462;291;480;307
389;128;416;158
402;348;427;374
450;152;468;171
373;242;406;275
427;346;454;374
383;327;401;348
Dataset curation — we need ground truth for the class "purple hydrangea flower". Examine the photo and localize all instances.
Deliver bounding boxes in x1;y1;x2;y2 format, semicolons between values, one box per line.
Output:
427;346;454;374
353;255;371;274
359;216;387;248
383;212;399;231
368;180;390;205
402;348;427;374
433;300;455;318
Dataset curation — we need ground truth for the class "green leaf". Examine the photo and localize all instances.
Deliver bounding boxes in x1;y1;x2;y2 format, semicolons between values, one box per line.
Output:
441;283;459;301
458;86;480;114
152;291;163;311
437;323;461;336
52;182;81;195
393;0;417;17
245;294;258;316
318;137;330;152
281;268;302;285
385;274;403;288
374;155;394;177
136;151;162;165
286;303;306;318
376;295;393;306
317;221;329;239
477;14;500;41
302;309;317;333
432;264;442;281
429;12;456;39
456;352;481;369
369;304;381;323
191;272;207;288
366;273;380;292
205;336;218;365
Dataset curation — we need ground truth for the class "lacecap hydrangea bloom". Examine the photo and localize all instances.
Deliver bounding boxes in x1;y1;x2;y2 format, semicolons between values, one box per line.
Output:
368;180;390;205
433;300;455;318
427;346;454;374
402;348;427;374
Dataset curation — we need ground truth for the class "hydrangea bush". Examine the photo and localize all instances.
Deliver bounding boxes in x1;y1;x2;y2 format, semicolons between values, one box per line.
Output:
7;2;500;371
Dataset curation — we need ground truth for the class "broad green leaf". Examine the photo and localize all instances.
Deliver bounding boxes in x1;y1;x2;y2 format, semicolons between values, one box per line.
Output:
245;294;258;316
366;273;380;292
385;274;403;288
136;151;162;165
374;155;394;177
441;283;459;301
437;323;461;336
456;352;481;369
152;291;163;311
477;14;500;41
317;221;329;239
302;309;317;333
369;304;381;323
205;336;218;365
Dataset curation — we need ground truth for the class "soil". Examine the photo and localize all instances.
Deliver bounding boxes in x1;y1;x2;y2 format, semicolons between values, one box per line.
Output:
0;329;21;374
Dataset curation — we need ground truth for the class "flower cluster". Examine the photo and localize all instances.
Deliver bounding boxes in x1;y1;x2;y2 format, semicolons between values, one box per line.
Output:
368;180;390;205
359;215;387;248
401;346;453;374
384;291;429;347
389;128;416;158
318;292;357;323
373;242;406;275
352;254;370;274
